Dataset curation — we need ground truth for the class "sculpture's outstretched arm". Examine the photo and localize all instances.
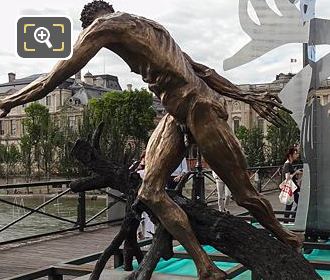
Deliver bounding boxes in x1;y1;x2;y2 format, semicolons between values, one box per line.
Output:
184;53;291;126
0;19;108;117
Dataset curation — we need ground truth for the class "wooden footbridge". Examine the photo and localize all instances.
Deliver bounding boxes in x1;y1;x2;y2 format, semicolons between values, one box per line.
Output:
2;179;330;280
0;225;120;279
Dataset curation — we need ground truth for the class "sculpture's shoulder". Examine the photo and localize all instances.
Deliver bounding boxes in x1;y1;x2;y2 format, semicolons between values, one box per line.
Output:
100;11;169;35
130;14;169;33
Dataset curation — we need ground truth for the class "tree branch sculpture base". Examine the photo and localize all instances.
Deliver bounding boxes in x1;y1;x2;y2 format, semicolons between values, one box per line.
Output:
69;131;321;280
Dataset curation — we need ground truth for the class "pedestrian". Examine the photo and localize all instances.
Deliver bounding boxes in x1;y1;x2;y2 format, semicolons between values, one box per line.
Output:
166;158;189;190
282;147;303;221
212;170;231;213
136;152;155;240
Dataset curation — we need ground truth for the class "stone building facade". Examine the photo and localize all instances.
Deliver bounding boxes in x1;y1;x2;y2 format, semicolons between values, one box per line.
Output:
1;72;330;147
0;71;121;145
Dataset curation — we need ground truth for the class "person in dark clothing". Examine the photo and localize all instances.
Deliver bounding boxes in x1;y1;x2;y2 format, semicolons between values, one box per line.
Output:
283;147;303;221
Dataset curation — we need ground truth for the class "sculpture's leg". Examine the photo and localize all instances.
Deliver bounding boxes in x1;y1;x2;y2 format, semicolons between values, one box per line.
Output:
187;97;302;250
138;114;226;280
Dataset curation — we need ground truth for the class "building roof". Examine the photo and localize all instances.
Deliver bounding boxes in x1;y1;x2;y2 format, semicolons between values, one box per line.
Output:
0;74;45;87
0;73;76;94
0;72;121;95
93;74;119;81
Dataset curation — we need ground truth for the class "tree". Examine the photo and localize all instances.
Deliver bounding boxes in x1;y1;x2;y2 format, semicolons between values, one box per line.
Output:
0;143;6;176
235;125;265;167
266;110;300;165
20;134;33;181
41;121;63;179
56;107;86;178
89;89;156;164
23;103;50;176
22;103;61;179
0;141;20;183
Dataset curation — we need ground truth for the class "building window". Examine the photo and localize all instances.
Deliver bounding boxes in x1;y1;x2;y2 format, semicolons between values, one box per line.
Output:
0;120;4;135
257;119;264;134
46;96;52;106
10;120;16;135
233;101;241;112
233;118;240;133
68;116;76;130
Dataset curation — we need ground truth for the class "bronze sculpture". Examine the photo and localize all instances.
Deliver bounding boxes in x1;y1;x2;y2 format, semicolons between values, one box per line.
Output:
0;1;302;279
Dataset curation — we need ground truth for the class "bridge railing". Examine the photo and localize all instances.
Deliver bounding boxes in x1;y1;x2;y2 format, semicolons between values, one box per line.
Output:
0;180;125;245
0;164;302;245
181;165;298;205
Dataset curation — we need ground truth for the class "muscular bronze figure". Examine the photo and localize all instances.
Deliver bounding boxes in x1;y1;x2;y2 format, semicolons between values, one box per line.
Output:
0;1;302;279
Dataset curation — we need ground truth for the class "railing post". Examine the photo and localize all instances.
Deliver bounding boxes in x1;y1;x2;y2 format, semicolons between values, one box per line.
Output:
114;250;124;268
78;191;86;232
48;273;63;280
254;170;262;193
48;269;63;280
192;148;205;203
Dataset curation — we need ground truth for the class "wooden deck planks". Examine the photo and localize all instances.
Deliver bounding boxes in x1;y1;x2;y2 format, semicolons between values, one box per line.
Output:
75;270;196;280
0;225;120;279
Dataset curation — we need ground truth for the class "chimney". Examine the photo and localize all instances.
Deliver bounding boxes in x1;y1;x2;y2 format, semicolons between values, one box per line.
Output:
95;77;104;87
8;72;16;83
127;84;133;92
84;71;93;85
75;70;81;82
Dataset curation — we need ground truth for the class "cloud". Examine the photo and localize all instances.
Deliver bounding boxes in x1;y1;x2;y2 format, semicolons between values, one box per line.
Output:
19;7;82;31
20;8;64;15
0;51;15;57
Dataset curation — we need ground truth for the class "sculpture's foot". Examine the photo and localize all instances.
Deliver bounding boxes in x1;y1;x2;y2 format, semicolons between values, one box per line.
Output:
199;266;227;280
286;232;304;253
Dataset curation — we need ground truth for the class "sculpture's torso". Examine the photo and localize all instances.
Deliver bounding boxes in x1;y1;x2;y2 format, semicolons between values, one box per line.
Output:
98;12;226;122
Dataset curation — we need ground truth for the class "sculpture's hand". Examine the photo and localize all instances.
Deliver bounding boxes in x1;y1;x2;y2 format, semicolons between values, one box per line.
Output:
0;18;112;114
0;100;11;118
248;92;291;126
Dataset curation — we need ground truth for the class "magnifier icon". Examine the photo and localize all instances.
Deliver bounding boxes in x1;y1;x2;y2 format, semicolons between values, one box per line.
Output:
34;27;53;48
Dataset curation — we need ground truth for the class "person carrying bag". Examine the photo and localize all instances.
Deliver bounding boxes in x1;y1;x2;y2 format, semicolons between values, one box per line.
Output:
279;179;298;205
280;147;303;221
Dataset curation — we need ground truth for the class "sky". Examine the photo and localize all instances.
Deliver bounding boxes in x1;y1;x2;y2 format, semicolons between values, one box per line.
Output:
1;0;330;90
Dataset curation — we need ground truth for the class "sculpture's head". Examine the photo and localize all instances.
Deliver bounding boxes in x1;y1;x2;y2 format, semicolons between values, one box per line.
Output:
80;0;114;29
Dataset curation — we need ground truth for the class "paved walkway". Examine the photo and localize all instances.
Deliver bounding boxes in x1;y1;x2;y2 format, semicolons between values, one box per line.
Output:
0;225;120;279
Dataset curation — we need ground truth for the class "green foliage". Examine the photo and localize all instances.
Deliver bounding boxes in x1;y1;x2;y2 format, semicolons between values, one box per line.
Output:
235;125;265;167
88;89;156;163
23;103;50;144
22;103;62;178
20;135;33;180
13;89;156;178
234;111;300;167
266;110;300;165
56;108;87;178
0;142;20;178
